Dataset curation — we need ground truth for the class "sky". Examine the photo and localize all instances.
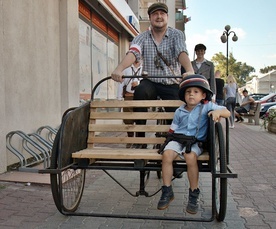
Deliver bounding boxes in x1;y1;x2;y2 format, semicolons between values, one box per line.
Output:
183;0;276;75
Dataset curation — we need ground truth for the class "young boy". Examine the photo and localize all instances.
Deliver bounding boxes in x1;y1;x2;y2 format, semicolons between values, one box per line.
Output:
157;74;230;214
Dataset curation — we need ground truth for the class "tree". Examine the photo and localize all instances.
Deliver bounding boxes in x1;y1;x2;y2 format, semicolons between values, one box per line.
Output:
260;65;276;74
211;52;255;86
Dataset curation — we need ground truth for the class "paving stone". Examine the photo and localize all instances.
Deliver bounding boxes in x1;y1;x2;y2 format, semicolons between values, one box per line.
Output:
0;123;276;228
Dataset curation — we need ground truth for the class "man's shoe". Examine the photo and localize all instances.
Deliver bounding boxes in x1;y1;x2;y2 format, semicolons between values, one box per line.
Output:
239;117;244;122
186;188;200;214
157;185;174;210
141;144;147;149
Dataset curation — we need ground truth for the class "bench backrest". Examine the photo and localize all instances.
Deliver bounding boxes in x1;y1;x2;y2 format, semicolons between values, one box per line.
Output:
248;102;261;115
88;100;183;149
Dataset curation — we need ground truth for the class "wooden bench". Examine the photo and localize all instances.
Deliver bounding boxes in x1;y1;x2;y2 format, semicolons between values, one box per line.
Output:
240;102;261;125
72;100;209;162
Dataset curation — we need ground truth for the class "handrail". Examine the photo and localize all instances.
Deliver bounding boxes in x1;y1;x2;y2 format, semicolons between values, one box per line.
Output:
91;75;183;100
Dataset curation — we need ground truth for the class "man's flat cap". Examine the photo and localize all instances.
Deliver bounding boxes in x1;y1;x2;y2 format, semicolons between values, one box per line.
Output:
148;3;168;15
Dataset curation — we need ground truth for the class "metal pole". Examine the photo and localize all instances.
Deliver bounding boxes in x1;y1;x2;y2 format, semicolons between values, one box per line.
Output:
221;25;238;77
226;35;229;76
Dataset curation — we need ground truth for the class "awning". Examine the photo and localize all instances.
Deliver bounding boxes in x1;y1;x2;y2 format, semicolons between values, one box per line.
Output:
98;0;139;37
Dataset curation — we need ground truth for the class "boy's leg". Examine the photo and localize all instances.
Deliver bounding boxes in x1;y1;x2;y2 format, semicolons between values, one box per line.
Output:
184;152;199;190
157;150;177;210
162;150;177;185
184;152;200;214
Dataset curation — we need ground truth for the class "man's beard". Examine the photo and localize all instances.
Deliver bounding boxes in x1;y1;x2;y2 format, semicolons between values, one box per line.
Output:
152;22;166;31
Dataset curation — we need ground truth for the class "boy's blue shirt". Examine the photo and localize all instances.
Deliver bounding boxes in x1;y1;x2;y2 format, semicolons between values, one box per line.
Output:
170;102;224;141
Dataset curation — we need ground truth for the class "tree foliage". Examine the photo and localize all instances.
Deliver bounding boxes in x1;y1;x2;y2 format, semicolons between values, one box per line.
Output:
211;52;255;87
260;65;276;74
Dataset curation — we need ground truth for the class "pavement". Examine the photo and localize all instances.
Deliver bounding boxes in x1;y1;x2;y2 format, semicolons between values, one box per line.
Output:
0;119;276;229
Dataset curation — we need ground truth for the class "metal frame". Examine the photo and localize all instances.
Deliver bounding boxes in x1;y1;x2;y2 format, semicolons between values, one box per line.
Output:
40;76;237;222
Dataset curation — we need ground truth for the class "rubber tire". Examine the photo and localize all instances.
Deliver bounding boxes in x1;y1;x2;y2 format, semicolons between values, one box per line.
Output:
213;122;227;221
50;129;62;212
50;129;86;213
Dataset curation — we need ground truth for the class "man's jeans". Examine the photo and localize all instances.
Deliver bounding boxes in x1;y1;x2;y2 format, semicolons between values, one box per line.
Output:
133;79;179;137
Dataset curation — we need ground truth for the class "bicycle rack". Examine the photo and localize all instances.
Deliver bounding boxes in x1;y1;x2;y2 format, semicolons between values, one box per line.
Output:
36;125;58;145
6;126;58;173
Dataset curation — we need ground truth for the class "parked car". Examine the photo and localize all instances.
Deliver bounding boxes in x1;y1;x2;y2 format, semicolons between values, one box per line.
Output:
257;93;276;104
260;101;276;118
249;93;268;101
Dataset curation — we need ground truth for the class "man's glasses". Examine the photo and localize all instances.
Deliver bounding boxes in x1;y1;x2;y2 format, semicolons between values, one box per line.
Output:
154;55;164;70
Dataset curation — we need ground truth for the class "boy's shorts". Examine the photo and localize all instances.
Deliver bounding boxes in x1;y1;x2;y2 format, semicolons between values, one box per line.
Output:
163;140;203;159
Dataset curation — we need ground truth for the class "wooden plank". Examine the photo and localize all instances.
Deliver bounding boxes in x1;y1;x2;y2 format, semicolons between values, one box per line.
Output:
90;100;183;108
90;112;174;120
72;148;209;161
87;136;166;144
89;124;170;132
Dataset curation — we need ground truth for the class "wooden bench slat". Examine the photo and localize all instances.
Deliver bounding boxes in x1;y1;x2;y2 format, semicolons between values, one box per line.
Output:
90;100;183;108
90;112;175;120
89;124;170;132
88;137;166;144
72;148;209;161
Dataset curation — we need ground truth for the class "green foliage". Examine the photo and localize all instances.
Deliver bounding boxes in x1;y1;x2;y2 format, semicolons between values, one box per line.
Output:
260;66;276;74
211;52;255;87
262;108;276;130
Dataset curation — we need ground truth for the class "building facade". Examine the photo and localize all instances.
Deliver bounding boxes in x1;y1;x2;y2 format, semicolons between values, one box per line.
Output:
246;70;276;94
0;0;188;173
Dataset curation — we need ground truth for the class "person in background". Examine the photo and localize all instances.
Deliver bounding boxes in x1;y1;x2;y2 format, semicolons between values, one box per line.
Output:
191;44;216;100
224;75;237;128
117;59;142;148
157;74;230;214
215;70;225;105
235;89;255;122
235;88;243;107
111;2;194;149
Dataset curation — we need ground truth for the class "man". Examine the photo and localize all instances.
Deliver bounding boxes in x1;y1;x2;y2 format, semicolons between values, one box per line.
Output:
191;44;216;99
111;2;194;149
215;70;225;105
235;89;255;122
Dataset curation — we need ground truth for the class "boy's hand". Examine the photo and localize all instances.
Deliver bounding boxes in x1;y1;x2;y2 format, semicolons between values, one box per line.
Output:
208;110;221;122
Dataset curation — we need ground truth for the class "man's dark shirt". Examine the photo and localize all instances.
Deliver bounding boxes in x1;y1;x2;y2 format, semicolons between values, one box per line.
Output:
215;78;225;100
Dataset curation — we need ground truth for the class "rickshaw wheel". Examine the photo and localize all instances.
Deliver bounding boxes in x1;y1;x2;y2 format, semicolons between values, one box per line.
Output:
50;129;86;213
213;122;227;221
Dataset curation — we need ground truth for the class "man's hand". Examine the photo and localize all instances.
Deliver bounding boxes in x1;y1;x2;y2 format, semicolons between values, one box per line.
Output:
111;52;136;82
111;69;123;83
182;71;194;78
